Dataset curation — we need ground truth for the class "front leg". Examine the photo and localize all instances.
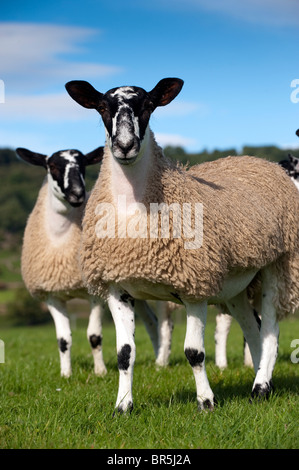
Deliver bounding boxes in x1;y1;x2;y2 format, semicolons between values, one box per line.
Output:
184;300;214;410
107;285;136;414
46;296;72;378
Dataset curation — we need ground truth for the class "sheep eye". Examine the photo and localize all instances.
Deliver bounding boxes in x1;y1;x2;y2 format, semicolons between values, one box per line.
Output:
98;104;107;114
143;101;154;113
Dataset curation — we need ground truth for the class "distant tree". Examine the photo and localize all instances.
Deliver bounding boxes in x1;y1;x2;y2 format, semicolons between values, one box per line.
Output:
7;287;50;326
0;148;20;166
164;146;189;164
241;145;299;163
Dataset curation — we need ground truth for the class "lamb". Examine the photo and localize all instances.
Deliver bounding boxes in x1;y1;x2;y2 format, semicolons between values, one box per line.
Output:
65;77;299;413
18;146;159;377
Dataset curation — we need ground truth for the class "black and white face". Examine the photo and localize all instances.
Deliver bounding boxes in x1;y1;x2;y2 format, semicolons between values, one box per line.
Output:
16;146;104;207
46;149;87;206
99;86;153;163
65;78;184;165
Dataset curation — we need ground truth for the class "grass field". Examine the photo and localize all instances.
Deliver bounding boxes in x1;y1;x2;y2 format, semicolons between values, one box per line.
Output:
0;311;298;449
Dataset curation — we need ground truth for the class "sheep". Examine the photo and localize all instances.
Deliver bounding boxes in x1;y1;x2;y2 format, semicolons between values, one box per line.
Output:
65;77;299;413
18;146;160;377
17;146;107;378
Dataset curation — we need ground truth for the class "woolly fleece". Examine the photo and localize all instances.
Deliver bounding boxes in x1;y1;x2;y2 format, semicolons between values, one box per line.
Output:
21;179;86;301
81;136;299;318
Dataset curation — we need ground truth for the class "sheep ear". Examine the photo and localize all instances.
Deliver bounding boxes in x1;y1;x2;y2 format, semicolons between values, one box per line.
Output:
65;80;103;109
288;153;299;164
149;78;184;107
16;148;47;168
296;129;299;138
84;147;104;166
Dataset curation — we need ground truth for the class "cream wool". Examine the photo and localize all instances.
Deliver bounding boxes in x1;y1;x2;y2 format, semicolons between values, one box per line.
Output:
22;179;85;300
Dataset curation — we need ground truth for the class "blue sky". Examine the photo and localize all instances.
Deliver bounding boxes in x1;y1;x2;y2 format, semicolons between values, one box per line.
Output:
1;0;299;155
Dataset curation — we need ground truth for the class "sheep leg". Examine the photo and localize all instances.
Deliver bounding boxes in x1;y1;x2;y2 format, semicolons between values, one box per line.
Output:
184;300;214;410
134;299;159;358
251;267;279;399
243;338;254;368
107;285;136;414
155;301;174;367
214;312;232;369
87;297;107;376
47;296;72;378
243;310;261;368
225;290;261;373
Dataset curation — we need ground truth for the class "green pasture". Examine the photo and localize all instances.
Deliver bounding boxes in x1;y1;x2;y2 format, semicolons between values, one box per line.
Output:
0;311;298;449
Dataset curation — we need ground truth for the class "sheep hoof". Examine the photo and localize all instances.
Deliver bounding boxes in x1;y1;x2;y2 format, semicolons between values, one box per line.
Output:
197;398;215;412
155;359;169;368
61;370;72;378
94;366;107;377
250;381;274;402
112;402;133;417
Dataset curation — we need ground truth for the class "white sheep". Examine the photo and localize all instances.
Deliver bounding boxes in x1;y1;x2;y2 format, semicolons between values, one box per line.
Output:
65;77;299;413
17;146;160;377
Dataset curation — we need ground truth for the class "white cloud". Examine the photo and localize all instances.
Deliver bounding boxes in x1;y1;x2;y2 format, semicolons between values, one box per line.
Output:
281;143;299;151
156;133;197;148
166;0;299;26
0;92;92;121
155;100;208;118
0;22;122;92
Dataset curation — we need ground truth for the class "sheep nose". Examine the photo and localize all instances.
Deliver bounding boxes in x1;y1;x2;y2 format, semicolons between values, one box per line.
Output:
68;187;85;206
118;140;135;156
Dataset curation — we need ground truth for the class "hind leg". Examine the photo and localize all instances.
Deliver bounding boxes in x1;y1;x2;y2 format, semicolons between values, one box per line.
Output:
225;290;261;373
251;267;279;398
155;301;174;367
214;312;232;369
87;297;107;376
134;299;159;358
